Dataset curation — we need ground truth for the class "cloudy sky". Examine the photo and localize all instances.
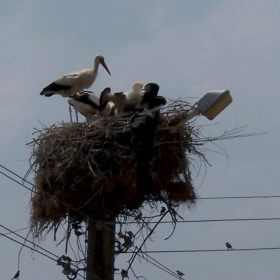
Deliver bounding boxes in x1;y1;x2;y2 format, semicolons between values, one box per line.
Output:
0;1;280;279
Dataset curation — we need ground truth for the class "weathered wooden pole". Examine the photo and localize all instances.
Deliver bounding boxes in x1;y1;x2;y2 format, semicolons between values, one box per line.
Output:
86;216;116;280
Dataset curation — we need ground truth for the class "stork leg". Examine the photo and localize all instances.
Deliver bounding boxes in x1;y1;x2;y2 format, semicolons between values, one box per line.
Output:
75;109;79;122
69;104;73;123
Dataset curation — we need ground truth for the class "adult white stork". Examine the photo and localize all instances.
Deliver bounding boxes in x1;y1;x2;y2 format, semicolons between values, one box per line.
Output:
68;88;113;122
40;55;111;97
100;82;144;114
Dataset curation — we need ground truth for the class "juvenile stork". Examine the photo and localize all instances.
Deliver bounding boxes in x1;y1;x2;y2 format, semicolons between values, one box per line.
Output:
136;83;166;110
40;55;111;97
68;88;113;122
100;82;143;114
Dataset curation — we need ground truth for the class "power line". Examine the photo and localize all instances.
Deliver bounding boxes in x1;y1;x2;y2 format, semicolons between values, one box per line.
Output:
3;224;280;274
2;164;280;278
0;224;59;259
2;231;87;280
136;254;181;279
0;165;115;232
138;250;182;279
127;217;280;224
0;224;93;280
2;165;280;228
2;164;280;202
122;247;280;254
1;226;30;236
0;165;180;279
200;195;280;200
175;217;280;223
0;223;179;280
124;246;182;279
0;231;57;261
0;164;32;184
0;170;34;193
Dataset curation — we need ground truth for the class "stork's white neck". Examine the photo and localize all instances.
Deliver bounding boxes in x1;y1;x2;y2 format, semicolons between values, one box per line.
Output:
92;57;101;74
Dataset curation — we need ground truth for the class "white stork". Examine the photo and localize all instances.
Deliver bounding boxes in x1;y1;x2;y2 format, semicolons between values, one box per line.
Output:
68;88;113;122
40;55;111;97
100;82;144;114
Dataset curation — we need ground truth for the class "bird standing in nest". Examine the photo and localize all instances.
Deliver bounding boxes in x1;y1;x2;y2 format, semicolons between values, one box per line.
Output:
100;82;144;114
100;82;166;115
135;83;166;110
68;88;114;122
40;54;111;97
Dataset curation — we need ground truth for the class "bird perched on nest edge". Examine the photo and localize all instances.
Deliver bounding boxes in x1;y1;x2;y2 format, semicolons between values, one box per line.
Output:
40;54;111;97
100;82;144;114
68;88;114;122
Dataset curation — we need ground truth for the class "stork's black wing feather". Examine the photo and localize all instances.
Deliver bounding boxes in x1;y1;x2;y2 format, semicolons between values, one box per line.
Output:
71;93;100;110
40;82;71;96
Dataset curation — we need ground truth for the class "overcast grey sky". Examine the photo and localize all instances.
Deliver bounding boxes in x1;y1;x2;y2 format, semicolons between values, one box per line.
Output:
1;1;280;279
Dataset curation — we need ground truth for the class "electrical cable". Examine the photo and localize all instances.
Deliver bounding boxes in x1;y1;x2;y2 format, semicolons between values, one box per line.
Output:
200;195;280;199
1;166;166;279
0;170;34;193
3;164;280;202
0;165;115;233
2;165;280;233
2;164;280;279
135;249;182;279
134;253;181;279
2;164;280;228
1;226;30;236
0;231;57;261
126;217;280;224
0;224;93;280
0;164;34;186
121;247;280;254
0;224;59;259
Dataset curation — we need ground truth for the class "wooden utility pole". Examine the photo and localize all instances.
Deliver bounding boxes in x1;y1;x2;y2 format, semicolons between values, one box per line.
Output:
86;216;116;280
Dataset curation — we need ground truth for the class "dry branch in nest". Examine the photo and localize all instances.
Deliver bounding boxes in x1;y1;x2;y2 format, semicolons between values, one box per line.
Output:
28;99;234;235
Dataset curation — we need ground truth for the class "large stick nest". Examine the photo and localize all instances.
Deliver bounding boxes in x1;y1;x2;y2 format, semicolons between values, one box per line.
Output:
28;100;204;232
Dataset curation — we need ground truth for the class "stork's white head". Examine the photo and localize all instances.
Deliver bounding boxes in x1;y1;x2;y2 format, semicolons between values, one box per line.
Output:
94;54;111;75
95;54;105;62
